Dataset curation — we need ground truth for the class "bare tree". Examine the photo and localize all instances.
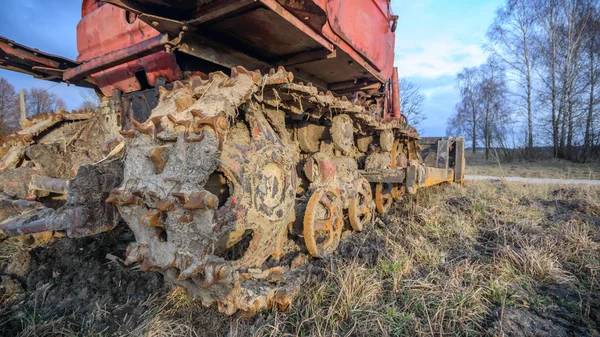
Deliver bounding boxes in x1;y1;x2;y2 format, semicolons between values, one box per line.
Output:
78;89;102;111
487;0;537;158
534;0;562;156
449;67;481;153
448;60;513;160
24;88;67;117
400;78;426;130
582;5;599;160
0;78;20;135
477;58;511;160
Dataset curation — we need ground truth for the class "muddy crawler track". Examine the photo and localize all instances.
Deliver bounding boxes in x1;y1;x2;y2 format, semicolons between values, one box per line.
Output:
106;66;422;316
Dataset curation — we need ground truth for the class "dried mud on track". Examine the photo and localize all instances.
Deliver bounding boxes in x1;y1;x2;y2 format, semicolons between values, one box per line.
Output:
0;226;165;336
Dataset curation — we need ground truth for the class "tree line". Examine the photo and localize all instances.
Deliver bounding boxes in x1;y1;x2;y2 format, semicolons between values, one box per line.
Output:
448;0;600;162
0;77;67;136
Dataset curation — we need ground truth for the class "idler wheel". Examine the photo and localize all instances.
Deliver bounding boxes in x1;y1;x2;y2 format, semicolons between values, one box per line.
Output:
348;179;374;232
303;188;343;258
375;183;394;215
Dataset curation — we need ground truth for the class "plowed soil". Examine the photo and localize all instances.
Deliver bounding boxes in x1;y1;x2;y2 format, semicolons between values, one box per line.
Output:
0;226;165;336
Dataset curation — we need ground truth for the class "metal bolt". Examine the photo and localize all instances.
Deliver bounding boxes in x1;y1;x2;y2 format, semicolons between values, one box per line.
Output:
217;117;228;130
152;21;159;27
205;194;219;210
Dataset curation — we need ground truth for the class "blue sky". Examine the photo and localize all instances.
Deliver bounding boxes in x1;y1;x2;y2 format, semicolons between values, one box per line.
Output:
0;0;503;136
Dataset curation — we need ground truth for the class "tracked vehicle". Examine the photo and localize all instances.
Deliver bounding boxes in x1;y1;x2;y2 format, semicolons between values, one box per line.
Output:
0;0;465;315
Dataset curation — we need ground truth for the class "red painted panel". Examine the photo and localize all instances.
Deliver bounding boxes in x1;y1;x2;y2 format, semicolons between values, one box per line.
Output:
76;1;181;96
325;0;395;79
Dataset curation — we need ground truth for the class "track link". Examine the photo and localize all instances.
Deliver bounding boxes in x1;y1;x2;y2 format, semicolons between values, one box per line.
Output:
110;67;422;316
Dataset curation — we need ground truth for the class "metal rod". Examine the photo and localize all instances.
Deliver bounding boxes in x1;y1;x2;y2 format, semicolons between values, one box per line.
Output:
392;67;401;119
63;34;169;82
30;176;69;194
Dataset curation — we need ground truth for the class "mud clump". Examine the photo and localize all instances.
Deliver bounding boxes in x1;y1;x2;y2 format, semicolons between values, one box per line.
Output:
0;226;166;336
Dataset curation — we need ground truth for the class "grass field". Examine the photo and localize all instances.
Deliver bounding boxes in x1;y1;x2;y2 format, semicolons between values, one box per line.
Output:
466;152;600;180
1;180;599;336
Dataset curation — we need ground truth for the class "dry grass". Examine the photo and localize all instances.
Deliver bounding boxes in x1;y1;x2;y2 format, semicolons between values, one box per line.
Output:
126;180;599;337
5;180;600;336
466;151;600;180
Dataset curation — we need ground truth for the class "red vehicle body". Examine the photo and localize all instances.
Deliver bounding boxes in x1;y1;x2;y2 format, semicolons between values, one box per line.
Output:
1;0;401;119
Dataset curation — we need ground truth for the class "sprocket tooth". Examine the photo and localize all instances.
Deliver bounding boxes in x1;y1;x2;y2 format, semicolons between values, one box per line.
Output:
158;86;171;101
119;130;136;138
148;146;171;174
236;66;252;77
156;198;175;212
173;80;186;90
252;70;262;84
131;118;154;136
219;69;238;88
119;192;143;207
149;116;165;135
171;192;187;204
209;71;229;84
190;109;203;118
183;191;218;210
326;90;334;97
230;67;239;79
269;68;276;76
105;189;122;204
167;114;192;130
125;243;149;265
140;209;164;228
21;120;33;128
158;90;171;102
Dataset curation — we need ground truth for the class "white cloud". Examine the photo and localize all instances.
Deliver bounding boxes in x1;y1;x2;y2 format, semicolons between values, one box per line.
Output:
422;84;454;99
395;40;488;79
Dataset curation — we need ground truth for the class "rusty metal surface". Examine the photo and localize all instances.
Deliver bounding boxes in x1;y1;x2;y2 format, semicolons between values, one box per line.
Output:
419;167;455;188
259;0;334;52
436;139;449;169
65;34;172;82
0;162;122;238
0;36;94;88
325;0;395;79
101;68;427;316
360;169;406;183
103;0;391;89
0;101;124;238
392;67;401;120
453;137;465;183
76;3;182;96
30;176;70;194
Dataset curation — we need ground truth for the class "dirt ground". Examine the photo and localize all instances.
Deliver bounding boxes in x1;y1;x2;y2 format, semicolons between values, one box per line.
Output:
466;152;600;180
1;180;599;336
0;227;166;336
